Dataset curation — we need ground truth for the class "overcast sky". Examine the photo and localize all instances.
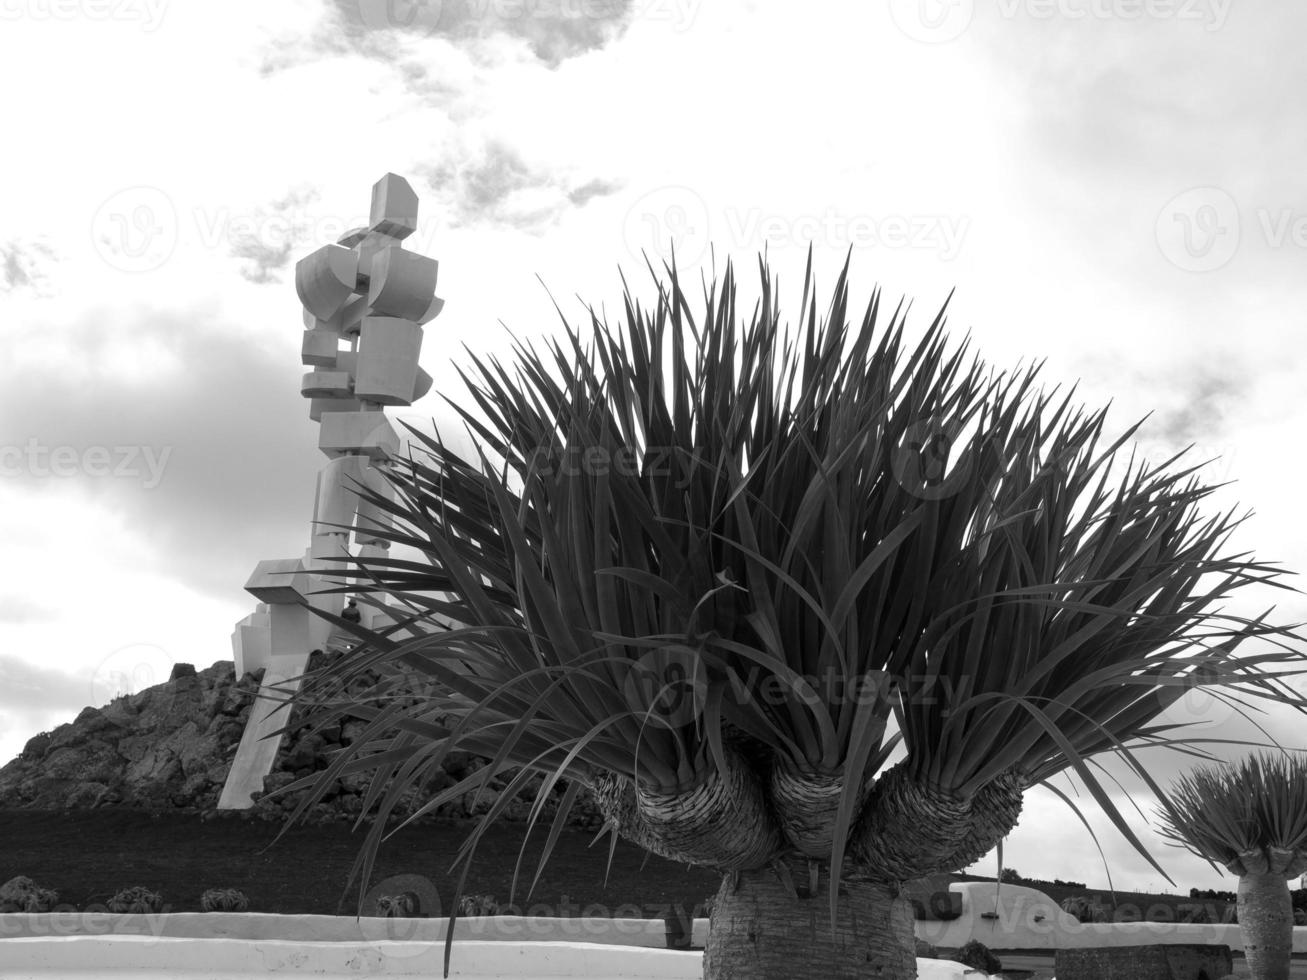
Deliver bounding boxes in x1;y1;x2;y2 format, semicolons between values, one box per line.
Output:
2;0;1305;895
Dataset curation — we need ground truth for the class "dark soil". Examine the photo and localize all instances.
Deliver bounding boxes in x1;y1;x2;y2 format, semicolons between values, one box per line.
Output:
0;809;720;918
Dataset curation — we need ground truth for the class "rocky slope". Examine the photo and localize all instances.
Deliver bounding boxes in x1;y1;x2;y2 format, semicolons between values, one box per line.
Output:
0;657;599;829
1;661;253;811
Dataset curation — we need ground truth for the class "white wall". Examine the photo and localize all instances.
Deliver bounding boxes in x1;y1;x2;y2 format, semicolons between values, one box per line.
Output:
0;935;972;979
0;912;668;947
915;881;1307;953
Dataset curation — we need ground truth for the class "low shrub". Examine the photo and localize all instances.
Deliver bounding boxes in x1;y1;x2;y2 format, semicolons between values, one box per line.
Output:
0;876;59;913
106;886;163;914
457;894;501;917
376;892;419;917
199;888;249;913
1060;895;1112;923
949;940;1002;974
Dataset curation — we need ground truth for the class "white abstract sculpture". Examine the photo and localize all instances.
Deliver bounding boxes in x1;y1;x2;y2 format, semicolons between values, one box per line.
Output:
218;174;441;810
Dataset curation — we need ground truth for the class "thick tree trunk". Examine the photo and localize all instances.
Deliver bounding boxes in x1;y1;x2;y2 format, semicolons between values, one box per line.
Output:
937;770;1025;871
1238;872;1294;980
589;744;783;871
853;761;974;880
768;755;871;857
703;856;916;980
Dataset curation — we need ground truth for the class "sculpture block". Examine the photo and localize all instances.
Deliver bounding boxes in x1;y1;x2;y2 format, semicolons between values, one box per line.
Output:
244;558;314;603
357;597;393;631
303;538;346;640
314;454;368;533
417;294;446;325
355;316;424;406
318;409;399;460
334;350;358;376
301;370;353;398
232;608;272;678
222;172;440;812
367;247;439;321
337;294;371;334
414;366;433;401
301;328;341;367
308;531;351;562
295;244;360;320
369;173;419;240
351;229;401;281
354;462;395;546
308;395;364;422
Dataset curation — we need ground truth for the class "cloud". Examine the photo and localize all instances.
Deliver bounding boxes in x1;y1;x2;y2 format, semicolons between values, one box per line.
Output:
0;308;323;597
259;0;634;76
568;177;624;208
0;655;98;767
417;138;622;230
332;0;632;66
1150;369;1243;447
0;597;55;626
1;239;58;296
226;187;321;284
0;654;89;715
0;302;481;601
231;238;295;285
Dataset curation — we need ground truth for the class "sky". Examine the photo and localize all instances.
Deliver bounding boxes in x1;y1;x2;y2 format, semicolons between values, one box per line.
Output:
1;0;1306;896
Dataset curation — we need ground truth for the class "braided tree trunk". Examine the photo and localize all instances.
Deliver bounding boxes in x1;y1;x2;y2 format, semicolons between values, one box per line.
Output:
1227;847;1307;980
588;754;1026;980
704;855;914;979
853;762;1026;882
588;743;783;870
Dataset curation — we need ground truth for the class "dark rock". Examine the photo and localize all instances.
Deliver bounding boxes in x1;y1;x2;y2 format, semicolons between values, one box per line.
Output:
169;663;197;680
100;698;139;725
1055;944;1233;980
74;706;99;726
0;658;584;832
949;940;1002;973
20;731;52;761
63;781;115;808
279;733;325;772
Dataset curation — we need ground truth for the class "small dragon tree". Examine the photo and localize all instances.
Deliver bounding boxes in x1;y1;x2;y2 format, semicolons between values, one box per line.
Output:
277;254;1307;980
1158;754;1307;980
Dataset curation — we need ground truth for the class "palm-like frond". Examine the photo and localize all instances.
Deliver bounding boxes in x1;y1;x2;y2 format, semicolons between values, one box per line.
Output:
1157;752;1307;868
276;250;1307;928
